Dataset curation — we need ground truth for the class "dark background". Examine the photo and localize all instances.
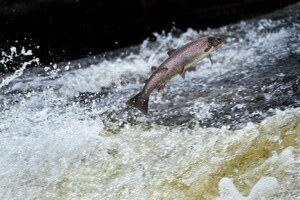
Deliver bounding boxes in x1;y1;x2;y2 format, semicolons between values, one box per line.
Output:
0;0;298;68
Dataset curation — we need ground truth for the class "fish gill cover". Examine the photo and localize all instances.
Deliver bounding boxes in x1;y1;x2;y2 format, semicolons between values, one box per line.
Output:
0;2;299;200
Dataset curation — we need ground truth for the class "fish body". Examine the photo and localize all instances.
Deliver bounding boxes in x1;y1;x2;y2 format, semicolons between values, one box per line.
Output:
127;37;225;114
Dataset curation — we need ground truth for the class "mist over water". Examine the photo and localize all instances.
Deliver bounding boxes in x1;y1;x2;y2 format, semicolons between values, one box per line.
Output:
0;3;299;200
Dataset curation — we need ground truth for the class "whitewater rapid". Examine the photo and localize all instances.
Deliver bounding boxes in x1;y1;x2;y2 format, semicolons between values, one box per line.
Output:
0;2;299;200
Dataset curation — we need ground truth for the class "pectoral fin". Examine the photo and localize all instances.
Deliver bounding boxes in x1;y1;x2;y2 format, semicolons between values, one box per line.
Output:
167;48;176;56
208;54;213;65
204;46;212;52
179;68;187;80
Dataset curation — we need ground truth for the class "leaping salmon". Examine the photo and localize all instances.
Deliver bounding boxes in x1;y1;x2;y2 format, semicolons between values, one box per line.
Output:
126;36;225;115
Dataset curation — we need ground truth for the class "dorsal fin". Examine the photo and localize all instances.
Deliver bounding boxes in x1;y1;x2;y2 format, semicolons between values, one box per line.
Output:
167;48;176;56
150;66;157;72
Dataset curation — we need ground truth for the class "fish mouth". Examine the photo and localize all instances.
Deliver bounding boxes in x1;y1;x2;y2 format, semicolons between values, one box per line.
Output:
218;35;227;46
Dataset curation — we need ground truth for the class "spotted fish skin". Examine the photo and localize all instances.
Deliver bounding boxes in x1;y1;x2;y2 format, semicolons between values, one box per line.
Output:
126;37;225;115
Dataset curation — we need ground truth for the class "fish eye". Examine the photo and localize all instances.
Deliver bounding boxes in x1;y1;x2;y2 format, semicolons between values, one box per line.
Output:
208;37;223;47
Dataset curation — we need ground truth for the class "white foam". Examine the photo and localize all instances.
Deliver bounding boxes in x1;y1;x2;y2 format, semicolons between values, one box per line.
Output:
217;146;298;200
218;177;279;200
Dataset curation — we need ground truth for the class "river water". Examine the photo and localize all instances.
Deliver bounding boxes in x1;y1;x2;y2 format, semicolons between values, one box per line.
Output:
0;3;299;200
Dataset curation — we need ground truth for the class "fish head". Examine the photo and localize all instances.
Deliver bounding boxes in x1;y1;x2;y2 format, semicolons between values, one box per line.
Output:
207;36;225;50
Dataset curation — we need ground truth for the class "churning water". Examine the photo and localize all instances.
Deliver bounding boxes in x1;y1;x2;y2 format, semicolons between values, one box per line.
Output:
0;3;299;200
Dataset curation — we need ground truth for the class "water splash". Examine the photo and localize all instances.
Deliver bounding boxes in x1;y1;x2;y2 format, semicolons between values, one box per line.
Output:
0;2;299;200
0;47;39;89
0;58;39;89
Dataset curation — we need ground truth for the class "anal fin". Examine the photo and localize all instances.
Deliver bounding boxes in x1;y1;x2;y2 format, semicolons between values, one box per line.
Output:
157;83;166;93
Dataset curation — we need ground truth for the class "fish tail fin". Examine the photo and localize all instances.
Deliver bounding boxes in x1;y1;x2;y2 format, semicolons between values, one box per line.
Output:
126;92;149;115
